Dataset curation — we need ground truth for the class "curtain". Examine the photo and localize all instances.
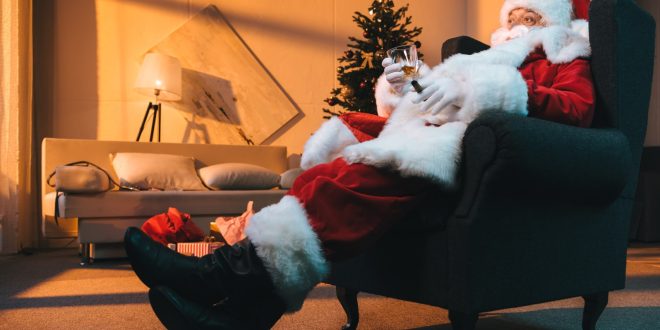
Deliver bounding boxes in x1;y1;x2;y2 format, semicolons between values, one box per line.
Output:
0;0;34;254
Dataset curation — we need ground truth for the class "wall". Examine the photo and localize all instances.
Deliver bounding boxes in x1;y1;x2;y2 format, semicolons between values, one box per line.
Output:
35;0;465;155
466;0;501;43
34;1;660;150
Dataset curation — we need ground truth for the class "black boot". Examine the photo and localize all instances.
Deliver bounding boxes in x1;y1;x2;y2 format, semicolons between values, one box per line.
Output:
149;286;287;330
125;227;275;306
124;227;227;304
149;286;248;330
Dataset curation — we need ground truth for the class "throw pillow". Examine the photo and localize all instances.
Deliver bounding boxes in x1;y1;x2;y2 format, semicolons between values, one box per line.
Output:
111;152;207;191
279;167;304;189
199;163;281;190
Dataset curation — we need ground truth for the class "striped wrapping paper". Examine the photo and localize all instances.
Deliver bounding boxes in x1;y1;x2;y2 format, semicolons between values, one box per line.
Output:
176;242;223;257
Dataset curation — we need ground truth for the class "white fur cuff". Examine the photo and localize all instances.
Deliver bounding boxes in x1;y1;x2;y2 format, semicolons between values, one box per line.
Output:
456;63;529;122
344;121;468;187
301;116;359;170
245;195;329;312
374;74;401;118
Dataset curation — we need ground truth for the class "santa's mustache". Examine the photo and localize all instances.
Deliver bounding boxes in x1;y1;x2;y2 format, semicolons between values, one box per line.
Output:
490;25;539;46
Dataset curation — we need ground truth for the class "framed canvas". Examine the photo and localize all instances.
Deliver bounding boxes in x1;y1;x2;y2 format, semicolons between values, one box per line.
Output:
149;5;300;145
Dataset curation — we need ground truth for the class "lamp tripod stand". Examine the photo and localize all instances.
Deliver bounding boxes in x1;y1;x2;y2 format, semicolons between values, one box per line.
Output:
136;101;161;142
134;53;182;141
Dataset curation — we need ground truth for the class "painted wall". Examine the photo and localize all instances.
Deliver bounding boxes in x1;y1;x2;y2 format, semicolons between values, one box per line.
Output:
35;0;466;155
35;0;660;152
467;0;501;43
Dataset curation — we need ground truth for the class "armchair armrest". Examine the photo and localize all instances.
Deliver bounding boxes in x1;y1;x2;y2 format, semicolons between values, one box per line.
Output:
441;36;490;61
455;111;631;216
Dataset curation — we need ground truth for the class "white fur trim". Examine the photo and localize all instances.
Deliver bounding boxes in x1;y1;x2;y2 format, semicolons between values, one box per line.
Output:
345;62;527;186
245;195;329;312
532;25;590;63
458;25;589;67
300;116;359;170
343;121;468;188
374;74;401;118
571;19;589;39
500;0;573;28
448;64;529;123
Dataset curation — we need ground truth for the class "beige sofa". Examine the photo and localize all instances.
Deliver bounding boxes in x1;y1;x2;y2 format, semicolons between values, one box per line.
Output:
41;138;293;264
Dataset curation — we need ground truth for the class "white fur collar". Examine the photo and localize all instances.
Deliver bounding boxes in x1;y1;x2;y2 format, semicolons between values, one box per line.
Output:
442;23;590;73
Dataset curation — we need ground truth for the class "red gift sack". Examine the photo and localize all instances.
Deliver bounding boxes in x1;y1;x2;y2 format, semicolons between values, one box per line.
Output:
141;207;205;245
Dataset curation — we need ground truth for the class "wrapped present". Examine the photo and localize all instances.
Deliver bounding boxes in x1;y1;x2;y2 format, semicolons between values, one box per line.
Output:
175;241;224;257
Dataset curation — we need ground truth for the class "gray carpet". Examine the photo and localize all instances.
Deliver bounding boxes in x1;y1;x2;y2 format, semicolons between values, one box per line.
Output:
0;244;659;329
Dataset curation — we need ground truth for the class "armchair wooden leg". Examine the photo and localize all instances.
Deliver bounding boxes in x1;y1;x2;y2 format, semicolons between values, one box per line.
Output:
448;310;478;330
336;286;359;330
582;291;608;330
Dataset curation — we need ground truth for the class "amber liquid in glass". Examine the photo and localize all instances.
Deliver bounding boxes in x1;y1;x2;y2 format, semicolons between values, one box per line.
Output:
402;65;417;78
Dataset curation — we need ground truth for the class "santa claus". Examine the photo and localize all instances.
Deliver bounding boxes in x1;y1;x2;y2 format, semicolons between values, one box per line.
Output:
124;0;594;328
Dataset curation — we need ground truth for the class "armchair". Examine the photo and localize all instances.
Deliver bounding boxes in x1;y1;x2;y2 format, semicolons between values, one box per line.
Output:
326;1;656;329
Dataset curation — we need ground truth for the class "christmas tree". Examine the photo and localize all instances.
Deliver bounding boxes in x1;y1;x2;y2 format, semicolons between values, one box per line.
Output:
323;0;423;118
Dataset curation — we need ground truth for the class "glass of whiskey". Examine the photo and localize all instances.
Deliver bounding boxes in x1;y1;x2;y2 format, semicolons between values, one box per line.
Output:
386;44;423;92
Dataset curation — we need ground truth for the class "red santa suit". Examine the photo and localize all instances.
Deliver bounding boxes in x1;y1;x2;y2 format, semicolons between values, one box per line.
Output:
244;0;594;313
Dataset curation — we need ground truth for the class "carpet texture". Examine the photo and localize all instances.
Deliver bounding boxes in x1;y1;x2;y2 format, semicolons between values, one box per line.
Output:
0;244;658;329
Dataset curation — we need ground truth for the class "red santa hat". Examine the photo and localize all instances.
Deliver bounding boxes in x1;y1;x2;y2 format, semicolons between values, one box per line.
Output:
499;0;590;28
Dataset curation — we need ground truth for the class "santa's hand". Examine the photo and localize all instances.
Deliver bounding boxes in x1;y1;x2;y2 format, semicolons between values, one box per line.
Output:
412;77;465;114
382;58;411;94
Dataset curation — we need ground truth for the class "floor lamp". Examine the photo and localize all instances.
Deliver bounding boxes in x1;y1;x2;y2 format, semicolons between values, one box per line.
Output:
134;53;182;142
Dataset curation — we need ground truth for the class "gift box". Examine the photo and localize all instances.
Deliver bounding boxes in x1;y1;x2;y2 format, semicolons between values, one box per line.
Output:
173;241;224;257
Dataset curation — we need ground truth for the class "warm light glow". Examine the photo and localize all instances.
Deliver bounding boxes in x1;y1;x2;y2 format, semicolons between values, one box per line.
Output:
14;269;146;298
134;52;182;101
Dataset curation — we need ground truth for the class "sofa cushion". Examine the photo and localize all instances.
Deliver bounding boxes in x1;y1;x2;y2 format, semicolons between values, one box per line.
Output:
199;163;281;190
111;152;207;191
54;190;287;219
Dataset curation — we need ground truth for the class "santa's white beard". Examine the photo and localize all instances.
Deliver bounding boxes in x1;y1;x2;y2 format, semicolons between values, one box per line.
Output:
490;25;538;47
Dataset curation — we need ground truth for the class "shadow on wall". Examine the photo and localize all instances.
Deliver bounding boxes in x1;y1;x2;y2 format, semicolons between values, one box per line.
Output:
33;0;99;139
124;0;336;46
178;68;234;145
0;173;16;253
33;0;98;246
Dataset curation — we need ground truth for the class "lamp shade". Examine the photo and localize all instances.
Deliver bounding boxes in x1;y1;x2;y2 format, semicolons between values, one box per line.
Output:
134;53;182;101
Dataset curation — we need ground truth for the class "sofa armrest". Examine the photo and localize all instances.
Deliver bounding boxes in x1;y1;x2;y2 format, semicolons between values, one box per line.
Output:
455;111;631;217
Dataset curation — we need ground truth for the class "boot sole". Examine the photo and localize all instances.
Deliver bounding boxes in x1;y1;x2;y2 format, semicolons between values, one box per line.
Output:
149;287;250;330
149;288;194;330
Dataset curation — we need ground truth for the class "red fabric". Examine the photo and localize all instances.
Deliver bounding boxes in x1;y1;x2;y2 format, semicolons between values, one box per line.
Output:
288;157;436;261
339;112;387;142
141;207;205;245
573;0;590;20
520;50;595;128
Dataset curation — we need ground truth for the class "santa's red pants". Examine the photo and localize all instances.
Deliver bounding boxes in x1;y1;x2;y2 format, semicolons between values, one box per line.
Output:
288;113;441;261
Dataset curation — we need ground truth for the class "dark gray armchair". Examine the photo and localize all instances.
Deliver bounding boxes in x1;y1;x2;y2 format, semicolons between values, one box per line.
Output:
325;1;656;329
